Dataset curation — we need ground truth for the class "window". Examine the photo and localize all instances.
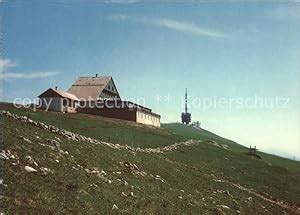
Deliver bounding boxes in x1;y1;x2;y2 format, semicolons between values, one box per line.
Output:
108;85;111;90
112;86;114;91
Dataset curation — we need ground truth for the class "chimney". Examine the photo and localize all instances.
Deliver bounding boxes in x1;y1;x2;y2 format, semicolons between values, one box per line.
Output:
95;74;98;77
55;86;58;90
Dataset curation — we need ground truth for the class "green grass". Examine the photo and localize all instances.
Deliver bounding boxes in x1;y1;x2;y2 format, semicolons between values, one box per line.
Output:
1;103;300;214
1;103;184;149
162;123;246;152
0;103;243;150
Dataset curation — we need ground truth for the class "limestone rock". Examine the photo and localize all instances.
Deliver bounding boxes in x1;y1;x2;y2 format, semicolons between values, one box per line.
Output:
0;152;8;160
112;204;118;210
219;205;230;210
25;166;38;173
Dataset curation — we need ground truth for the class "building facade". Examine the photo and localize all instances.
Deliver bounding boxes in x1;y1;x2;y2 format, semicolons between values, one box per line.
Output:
77;100;161;127
38;75;161;127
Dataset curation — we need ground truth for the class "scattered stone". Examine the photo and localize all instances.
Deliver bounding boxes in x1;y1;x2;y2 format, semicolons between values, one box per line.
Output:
54;136;61;142
207;140;229;150
123;161;147;176
219;205;230;210
101;170;106;175
158;139;202;152
121;192;127;197
178;196;183;199
112;204;118;210
25;166;37;173
0;152;8;160
216;208;225;214
46;139;62;151
79;189;89;195
19;136;32;144
40;167;52;175
154;175;165;183
85;167;111;183
55;159;59;163
21;116;28;121
25;155;38;166
1;150;17;160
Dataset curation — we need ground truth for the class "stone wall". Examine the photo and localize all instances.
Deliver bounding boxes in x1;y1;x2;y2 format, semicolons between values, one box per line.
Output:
2;110;200;153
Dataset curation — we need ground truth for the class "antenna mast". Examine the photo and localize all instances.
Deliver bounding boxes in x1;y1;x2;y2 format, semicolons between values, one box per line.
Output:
185;88;188;114
181;88;191;125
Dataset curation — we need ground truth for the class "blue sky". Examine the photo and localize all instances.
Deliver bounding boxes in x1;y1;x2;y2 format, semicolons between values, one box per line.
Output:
1;1;300;160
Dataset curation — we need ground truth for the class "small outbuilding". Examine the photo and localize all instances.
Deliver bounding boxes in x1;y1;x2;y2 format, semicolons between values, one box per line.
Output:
38;87;78;113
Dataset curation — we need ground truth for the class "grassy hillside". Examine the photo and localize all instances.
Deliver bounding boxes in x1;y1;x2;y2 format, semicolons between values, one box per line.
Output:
1;103;183;148
162;123;245;152
0;103;244;150
1;103;300;214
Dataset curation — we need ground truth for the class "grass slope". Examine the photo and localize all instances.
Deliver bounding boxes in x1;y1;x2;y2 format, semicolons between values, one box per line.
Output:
1;103;300;214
